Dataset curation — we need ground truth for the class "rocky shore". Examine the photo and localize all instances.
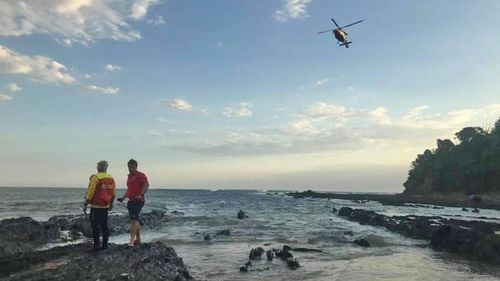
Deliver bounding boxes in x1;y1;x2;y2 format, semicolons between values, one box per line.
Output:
288;190;500;210
0;211;192;281
337;207;500;264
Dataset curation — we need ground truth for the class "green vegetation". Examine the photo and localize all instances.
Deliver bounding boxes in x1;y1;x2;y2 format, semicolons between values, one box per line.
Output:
404;118;500;194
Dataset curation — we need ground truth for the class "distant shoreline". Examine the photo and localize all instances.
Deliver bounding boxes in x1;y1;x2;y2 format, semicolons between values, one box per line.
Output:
287;190;500;210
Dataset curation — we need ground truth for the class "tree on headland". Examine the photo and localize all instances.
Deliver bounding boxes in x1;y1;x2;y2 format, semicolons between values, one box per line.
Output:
403;117;500;194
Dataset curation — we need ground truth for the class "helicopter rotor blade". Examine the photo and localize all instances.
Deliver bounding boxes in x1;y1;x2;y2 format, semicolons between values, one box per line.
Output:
340;20;364;29
317;29;334;34
330;18;340;28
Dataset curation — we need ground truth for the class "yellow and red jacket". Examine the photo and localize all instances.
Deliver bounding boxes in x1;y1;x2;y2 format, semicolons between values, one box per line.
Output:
85;172;116;208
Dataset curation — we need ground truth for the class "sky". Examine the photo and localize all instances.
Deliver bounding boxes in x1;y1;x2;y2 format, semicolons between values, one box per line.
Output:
0;0;499;192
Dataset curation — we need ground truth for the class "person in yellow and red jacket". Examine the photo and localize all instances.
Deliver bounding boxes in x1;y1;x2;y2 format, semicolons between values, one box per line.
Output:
83;160;116;251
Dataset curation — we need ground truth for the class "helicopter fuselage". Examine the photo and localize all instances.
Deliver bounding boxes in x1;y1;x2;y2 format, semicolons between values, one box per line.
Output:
334;28;347;43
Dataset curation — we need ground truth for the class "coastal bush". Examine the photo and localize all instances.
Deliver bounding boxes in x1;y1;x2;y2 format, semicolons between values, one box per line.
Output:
404;117;500;194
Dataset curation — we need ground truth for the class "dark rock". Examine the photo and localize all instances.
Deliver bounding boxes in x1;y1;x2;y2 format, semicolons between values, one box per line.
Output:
343;231;354;236
249;247;265;260
286;258;300;270
338;207;353;217
462;207;469;212
237;210;249;219
353;239;370;247
216;229;230;236
171;210;185;215
338;207;500;264
470;194;482;202
203;234;211;241
245;261;252;267
239;266;248;272
332;207;338;212
0;211;171;259
2;242;191;281
263;243;272;246
292;247;323;253
275;246;293;260
266;250;274;261
473;208;480;213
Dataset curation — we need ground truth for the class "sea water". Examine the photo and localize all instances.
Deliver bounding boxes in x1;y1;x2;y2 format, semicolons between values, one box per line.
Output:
1;187;500;281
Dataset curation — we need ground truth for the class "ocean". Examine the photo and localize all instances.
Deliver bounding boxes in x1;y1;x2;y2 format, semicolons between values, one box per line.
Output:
1;187;500;281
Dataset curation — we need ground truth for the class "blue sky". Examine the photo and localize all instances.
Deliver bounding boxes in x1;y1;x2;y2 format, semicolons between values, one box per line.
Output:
0;0;499;191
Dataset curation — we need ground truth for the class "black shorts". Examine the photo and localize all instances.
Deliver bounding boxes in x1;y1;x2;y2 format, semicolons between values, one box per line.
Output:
127;200;144;220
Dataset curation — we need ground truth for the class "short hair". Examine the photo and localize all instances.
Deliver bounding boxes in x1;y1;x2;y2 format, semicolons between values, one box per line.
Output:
128;159;138;167
97;160;108;172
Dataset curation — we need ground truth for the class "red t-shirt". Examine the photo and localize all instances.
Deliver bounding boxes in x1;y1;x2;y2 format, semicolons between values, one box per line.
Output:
126;171;148;202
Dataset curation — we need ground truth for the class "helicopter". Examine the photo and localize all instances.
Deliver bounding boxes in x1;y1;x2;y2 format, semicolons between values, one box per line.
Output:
317;18;363;48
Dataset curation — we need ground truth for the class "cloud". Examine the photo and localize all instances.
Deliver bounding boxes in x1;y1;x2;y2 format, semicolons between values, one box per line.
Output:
131;0;159;20
222;103;252;118
302;102;358;120
0;94;13;102
147;15;166;25
7;83;22;92
87;85;119;95
174;103;500;157
217;42;225;50
105;64;122;72
0;0;162;45
0;45;76;84
313;78;330;87
274;0;312;22
169;99;193;111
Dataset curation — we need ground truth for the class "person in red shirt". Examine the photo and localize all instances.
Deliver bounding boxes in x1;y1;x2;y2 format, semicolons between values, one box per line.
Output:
118;159;149;247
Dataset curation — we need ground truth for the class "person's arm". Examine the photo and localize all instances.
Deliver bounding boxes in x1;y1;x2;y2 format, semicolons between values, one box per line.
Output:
83;175;98;213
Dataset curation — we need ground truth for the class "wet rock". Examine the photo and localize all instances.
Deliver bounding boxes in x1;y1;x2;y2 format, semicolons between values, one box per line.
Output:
332;207;338;212
0;211;171;259
470;194;482;202
239;266;248;272
286;258;300;270
0;217;60;258
266;250;274;261
2;242;192;281
338;207;500;264
292;247;323;253
353;239;370;247
216;229;230;236
338;207;353;217
473;208;480;213
343;231;354;236
203;234;211;241
462;207;469;212
237;210;249;219
275;246;293;261
249;247;265;260
171;210;184;215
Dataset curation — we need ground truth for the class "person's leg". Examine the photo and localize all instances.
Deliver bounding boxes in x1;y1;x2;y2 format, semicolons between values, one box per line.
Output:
127;200;139;246
128;220;138;246
135;220;141;245
90;208;100;250
100;208;109;249
134;202;144;245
